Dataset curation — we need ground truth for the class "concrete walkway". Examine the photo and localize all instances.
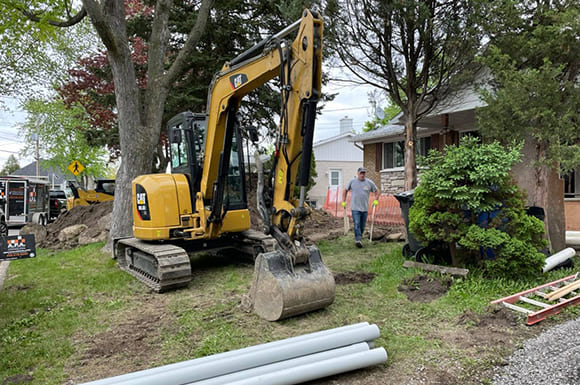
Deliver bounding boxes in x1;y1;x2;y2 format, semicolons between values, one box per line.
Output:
0;261;9;290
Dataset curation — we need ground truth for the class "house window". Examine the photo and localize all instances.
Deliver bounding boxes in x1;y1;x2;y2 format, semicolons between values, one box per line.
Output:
382;137;431;169
564;170;578;198
329;169;342;189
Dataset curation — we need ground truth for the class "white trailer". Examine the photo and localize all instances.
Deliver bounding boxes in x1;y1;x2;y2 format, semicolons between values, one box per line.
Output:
0;176;50;230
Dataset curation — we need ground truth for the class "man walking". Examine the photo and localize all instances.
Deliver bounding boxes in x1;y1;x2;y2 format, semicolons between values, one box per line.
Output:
342;167;380;248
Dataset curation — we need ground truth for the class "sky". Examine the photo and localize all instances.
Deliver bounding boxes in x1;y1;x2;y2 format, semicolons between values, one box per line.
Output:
0;80;377;170
0;96;30;168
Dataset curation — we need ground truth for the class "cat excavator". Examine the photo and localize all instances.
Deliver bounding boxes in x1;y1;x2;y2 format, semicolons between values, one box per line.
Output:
114;9;335;321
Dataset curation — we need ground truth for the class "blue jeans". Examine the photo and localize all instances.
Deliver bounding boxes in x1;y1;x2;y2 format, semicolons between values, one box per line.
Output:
351;210;368;242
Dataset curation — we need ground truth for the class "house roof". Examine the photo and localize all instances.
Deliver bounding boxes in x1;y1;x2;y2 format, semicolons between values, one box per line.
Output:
11;160;67;186
353;72;490;143
313;131;356;147
351;125;435;143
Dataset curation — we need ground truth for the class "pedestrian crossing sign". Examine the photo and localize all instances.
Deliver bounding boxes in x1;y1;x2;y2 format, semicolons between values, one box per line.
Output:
68;160;85;176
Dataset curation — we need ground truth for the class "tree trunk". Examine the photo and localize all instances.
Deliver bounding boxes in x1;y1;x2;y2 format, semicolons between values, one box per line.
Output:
404;117;418;191
511;137;566;252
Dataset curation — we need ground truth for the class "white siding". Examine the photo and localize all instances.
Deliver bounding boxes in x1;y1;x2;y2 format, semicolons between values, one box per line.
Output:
314;136;363;162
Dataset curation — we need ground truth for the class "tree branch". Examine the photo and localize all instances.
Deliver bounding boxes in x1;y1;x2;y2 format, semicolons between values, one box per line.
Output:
82;0;118;53
163;0;214;89
20;5;87;28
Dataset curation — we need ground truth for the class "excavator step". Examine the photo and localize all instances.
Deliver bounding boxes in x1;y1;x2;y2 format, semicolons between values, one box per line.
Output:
114;238;192;292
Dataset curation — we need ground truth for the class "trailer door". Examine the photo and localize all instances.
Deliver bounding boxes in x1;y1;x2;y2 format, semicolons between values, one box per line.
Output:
7;180;27;224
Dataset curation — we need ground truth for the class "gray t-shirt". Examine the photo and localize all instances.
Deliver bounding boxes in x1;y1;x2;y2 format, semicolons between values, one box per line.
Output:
345;178;378;212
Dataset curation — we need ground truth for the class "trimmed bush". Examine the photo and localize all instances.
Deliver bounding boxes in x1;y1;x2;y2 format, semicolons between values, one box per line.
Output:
409;137;546;279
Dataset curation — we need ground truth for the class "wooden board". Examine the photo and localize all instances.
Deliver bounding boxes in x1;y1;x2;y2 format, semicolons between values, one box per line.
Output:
402;260;469;277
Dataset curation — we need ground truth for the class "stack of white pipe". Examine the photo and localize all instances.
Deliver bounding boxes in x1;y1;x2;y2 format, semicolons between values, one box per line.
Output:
79;322;387;385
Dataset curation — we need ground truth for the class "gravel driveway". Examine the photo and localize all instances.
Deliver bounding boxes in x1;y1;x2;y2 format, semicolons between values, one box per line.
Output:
492;315;580;385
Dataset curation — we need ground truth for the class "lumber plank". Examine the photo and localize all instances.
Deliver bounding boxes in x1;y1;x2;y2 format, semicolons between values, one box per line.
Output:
547;280;580;301
402;260;469;277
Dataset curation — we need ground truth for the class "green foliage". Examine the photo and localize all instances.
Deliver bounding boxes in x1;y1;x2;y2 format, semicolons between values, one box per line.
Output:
477;1;580;173
363;104;402;132
409;137;547;279
20;98;108;179
0;155;20;176
0;1;99;97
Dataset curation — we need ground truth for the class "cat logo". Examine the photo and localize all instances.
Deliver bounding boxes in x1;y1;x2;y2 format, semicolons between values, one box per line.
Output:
229;73;248;90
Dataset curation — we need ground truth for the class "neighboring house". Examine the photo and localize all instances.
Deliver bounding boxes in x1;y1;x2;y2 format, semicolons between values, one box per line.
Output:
352;86;580;237
309;117;363;207
10;160;68;191
352;86;485;195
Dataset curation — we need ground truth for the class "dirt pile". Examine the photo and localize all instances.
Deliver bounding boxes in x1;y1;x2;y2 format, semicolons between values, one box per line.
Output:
40;201;113;249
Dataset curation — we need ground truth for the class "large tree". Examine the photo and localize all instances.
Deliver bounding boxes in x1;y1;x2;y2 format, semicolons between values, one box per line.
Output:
3;0;213;246
4;0;325;246
477;0;580;251
325;0;482;190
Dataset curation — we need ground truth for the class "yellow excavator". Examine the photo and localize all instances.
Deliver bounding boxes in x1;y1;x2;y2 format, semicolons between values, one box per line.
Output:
67;179;115;210
114;9;335;321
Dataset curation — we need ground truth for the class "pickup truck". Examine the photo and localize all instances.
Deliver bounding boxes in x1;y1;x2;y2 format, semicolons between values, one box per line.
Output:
49;190;68;221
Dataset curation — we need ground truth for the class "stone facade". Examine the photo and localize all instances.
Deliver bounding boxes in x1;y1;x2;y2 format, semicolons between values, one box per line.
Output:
380;169;406;194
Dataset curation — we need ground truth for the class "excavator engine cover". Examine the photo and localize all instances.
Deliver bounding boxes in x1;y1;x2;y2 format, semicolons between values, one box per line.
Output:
250;245;335;321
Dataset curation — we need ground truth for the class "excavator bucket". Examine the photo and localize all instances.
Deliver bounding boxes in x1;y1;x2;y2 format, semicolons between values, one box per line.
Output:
249;245;335;321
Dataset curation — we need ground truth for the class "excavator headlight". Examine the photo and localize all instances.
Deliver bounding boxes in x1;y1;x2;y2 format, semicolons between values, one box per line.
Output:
135;184;151;220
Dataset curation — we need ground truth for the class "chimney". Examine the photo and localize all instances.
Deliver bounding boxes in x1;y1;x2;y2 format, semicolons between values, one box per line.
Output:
340;116;353;134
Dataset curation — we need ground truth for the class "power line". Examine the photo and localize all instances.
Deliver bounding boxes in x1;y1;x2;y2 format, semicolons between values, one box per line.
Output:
0;135;22;143
0;149;19;154
321;106;368;112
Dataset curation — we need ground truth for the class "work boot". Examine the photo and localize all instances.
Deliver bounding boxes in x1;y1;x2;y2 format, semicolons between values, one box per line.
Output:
356;241;363;248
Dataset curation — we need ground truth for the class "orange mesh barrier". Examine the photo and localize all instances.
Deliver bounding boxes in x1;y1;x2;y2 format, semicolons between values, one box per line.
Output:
322;187;404;226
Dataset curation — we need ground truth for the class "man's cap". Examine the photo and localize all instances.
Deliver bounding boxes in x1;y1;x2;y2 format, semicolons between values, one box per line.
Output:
358;167;367;173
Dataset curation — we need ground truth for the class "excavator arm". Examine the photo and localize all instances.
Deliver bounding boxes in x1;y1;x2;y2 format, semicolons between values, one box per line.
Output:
200;10;333;320
201;9;322;246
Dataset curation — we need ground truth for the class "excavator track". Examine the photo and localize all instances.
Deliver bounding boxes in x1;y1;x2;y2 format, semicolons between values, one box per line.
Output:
114;237;192;292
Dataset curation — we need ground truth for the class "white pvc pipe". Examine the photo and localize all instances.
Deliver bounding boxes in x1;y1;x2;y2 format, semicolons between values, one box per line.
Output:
80;322;371;385
223;348;388;385
566;231;580;247
543;247;576;272
113;324;381;385
192;342;371;385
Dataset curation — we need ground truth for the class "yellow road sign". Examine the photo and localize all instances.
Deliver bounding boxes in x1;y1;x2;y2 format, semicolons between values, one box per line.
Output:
68;160;85;176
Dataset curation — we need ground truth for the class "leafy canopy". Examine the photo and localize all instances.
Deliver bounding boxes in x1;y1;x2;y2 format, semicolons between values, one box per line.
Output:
20;98;108;180
477;1;580;173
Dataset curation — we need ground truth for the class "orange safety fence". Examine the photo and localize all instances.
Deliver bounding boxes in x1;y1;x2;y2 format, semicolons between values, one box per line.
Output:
322;188;405;226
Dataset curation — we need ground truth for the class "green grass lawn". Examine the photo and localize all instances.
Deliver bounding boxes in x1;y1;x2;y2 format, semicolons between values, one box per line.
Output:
1;239;578;384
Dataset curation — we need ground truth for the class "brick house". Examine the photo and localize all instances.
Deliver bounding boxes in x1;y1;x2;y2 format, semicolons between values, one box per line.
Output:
351;88;580;240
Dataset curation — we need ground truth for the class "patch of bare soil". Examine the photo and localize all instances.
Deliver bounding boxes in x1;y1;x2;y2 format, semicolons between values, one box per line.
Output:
2;374;34;385
398;275;452;302
65;294;172;384
334;271;376;285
